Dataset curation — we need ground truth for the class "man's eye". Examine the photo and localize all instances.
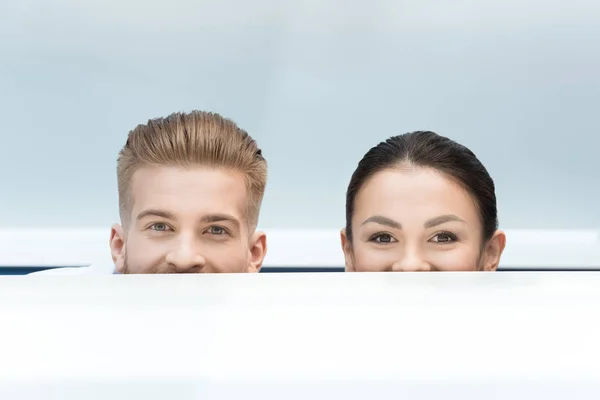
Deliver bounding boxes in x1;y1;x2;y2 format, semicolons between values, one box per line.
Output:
150;223;170;232
208;226;226;235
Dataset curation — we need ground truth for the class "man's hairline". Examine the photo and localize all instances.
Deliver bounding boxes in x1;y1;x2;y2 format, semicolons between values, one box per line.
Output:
119;164;264;232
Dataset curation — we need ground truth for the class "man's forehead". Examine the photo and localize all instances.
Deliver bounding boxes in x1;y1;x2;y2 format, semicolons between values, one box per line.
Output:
129;166;249;221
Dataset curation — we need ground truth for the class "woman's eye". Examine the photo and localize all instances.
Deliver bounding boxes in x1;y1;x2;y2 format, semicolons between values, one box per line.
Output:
208;226;227;235
372;233;395;243
431;232;457;243
150;223;170;232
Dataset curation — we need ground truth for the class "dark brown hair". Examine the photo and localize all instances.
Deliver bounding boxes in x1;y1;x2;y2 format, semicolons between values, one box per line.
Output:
345;131;498;242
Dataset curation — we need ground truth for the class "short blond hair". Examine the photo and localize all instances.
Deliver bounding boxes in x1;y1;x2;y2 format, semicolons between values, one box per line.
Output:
117;110;267;229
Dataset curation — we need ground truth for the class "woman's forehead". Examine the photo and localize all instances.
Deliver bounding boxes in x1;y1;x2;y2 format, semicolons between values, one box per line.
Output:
354;167;481;224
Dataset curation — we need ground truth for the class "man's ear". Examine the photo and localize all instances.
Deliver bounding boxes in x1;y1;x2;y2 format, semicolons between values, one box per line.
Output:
109;224;126;273
481;229;507;271
248;231;267;272
340;228;355;272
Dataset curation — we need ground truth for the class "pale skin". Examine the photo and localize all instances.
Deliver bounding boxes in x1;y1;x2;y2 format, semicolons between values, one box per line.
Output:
341;167;506;272
109;166;267;273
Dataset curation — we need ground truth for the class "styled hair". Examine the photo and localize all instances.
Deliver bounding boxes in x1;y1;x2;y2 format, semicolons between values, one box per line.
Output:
345;131;498;242
117;110;267;229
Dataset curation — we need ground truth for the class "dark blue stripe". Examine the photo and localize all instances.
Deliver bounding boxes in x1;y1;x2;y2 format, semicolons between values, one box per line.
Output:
0;266;64;275
261;267;600;272
261;267;344;273
2;266;600;275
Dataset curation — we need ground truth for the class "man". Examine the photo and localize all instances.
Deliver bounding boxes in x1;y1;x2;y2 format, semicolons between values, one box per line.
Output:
34;110;268;274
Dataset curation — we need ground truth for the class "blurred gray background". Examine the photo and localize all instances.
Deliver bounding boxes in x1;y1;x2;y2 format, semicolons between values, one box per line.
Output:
1;0;598;229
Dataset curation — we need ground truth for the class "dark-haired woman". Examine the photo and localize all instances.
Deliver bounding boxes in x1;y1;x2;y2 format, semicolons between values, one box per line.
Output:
341;131;506;272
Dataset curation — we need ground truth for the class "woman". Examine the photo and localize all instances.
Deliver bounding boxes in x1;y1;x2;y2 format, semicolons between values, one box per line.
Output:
341;131;506;272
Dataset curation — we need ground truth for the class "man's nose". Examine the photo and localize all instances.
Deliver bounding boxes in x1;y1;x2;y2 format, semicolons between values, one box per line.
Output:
164;236;206;273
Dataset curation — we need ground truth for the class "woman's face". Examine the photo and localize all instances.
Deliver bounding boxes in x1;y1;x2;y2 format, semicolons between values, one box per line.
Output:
342;167;505;272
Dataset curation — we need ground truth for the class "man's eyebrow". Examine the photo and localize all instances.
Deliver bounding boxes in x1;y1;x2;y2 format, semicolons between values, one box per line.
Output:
361;215;402;230
199;214;240;228
424;214;466;229
136;209;175;221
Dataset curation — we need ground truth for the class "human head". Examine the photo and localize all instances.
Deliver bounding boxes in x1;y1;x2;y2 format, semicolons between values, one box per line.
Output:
341;131;506;272
109;110;268;273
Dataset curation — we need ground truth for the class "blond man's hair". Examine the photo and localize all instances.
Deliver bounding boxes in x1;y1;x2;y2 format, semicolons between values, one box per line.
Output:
117;110;267;229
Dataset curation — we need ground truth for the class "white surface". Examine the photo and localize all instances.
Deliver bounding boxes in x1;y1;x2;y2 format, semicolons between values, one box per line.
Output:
0;382;599;400
1;228;600;271
0;272;599;399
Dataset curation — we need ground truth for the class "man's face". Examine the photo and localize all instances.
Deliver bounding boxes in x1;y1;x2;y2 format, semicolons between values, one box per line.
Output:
110;166;266;273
